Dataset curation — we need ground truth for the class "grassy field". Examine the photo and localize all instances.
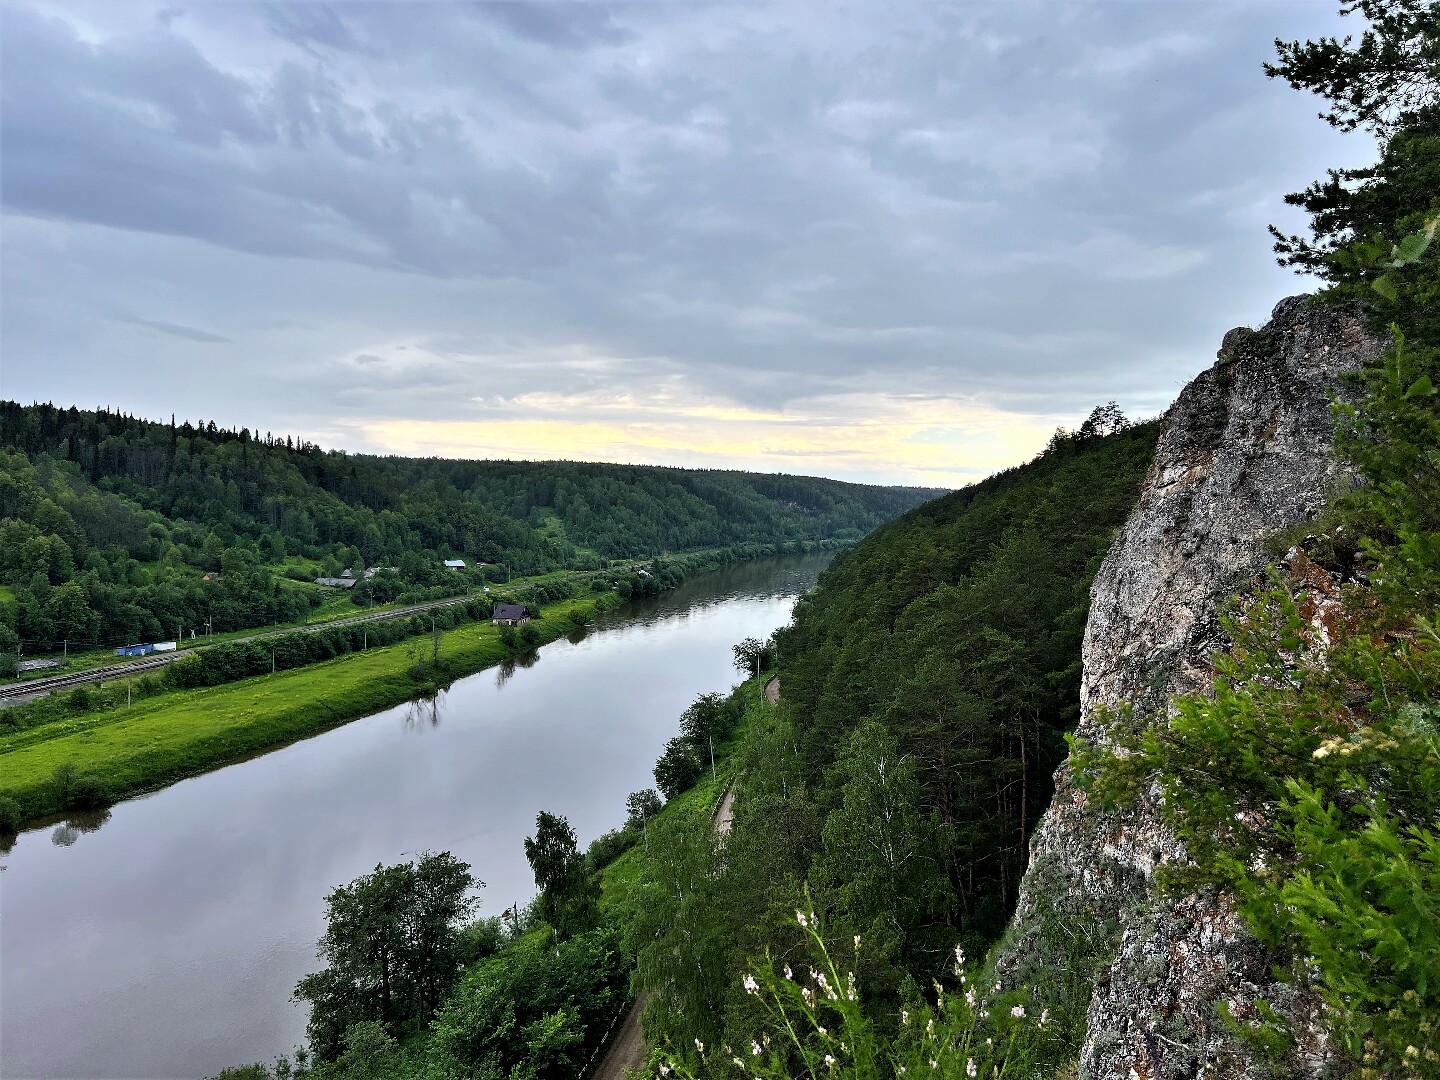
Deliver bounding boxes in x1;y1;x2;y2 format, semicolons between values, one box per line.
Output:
0;594;616;825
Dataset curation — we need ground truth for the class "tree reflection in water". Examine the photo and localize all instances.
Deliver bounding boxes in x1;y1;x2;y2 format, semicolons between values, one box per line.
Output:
403;689;446;732
51;808;112;848
494;649;540;690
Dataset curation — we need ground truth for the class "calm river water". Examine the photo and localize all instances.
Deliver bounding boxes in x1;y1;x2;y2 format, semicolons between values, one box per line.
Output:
0;553;832;1080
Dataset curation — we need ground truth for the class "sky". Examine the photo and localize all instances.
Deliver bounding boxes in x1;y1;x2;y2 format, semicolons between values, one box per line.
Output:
0;1;1379;487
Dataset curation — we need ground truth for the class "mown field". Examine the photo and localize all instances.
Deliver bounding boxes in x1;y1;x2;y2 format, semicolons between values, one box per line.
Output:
0;594;616;824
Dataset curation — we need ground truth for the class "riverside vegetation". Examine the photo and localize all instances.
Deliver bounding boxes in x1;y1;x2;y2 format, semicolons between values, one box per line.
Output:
208;5;1438;1079
0;544;846;833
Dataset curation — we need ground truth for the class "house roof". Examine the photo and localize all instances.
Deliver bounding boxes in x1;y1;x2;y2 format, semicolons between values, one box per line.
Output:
493;604;527;620
443;559;466;567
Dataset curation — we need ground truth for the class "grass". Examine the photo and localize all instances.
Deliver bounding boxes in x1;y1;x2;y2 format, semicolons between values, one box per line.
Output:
0;594;617;825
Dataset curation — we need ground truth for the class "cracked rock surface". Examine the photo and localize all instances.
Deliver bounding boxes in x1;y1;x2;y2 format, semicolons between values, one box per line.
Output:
994;296;1385;1079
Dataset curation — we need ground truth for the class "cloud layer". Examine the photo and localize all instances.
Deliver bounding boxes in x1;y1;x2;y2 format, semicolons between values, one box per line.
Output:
0;1;1372;485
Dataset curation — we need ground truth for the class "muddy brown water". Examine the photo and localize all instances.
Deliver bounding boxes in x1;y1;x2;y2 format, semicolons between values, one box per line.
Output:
0;554;830;1080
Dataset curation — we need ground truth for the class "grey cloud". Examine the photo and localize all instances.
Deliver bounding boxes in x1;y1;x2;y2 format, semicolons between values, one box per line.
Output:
476;2;633;50
123;317;231;344
0;0;1362;479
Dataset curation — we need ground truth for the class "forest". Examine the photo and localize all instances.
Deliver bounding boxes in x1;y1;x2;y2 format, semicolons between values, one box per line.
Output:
0;405;938;663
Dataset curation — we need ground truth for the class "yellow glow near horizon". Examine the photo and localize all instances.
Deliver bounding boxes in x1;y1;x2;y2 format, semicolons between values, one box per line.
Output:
351;392;1065;488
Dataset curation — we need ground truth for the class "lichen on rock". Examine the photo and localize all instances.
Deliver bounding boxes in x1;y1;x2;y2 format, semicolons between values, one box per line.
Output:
993;296;1386;1079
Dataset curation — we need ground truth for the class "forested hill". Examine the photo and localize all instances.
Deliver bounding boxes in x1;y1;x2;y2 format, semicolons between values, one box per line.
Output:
623;409;1161;1059
0;401;940;652
0;403;940;562
774;410;1161;942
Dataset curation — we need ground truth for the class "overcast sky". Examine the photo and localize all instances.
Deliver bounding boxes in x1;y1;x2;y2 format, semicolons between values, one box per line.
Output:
0;1;1376;486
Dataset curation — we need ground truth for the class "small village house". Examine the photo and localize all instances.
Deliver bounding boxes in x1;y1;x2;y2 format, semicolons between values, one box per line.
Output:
491;604;530;627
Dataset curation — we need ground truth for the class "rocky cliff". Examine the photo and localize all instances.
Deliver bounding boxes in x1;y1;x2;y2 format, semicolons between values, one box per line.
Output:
995;296;1386;1078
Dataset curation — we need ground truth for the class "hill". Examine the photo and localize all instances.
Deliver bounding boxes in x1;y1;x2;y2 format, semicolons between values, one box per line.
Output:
0;402;941;658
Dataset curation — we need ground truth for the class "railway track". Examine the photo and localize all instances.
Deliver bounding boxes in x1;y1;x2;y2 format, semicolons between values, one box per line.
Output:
0;593;483;704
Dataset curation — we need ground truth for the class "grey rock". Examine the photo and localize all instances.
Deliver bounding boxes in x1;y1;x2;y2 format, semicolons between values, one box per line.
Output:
994;296;1385;1079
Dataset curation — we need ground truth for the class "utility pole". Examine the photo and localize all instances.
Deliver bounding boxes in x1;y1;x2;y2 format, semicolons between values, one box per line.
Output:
63;639;68;659
709;735;716;781
272;649;276;675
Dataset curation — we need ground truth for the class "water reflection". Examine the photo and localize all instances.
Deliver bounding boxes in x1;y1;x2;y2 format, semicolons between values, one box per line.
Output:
403;690;446;732
51;808;112;847
494;648;541;689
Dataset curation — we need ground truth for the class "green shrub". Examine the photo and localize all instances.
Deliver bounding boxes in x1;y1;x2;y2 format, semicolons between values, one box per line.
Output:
68;776;113;811
0;795;20;833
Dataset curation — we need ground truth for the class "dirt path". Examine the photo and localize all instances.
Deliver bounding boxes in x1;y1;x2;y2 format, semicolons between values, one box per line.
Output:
715;784;737;836
593;783;738;1078
765;676;780;704
591;994;649;1080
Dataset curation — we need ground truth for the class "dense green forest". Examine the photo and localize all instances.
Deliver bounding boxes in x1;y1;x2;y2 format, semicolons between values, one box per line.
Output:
624;411;1160;1055
0;403;938;660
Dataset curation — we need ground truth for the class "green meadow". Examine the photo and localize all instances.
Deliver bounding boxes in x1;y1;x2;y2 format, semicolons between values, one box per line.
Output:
0;595;614;824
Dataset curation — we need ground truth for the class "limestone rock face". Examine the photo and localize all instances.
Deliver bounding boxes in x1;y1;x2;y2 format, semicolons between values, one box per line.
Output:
995;296;1385;1079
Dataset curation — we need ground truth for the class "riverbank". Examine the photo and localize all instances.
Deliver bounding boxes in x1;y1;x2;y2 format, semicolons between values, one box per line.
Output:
0;593;618;827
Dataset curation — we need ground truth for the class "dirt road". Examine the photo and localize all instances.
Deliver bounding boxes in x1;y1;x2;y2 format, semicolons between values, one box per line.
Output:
591;994;649;1080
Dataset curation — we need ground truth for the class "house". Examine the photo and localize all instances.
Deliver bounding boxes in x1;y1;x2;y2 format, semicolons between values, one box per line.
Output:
443;559;467;571
492;604;530;627
314;576;358;589
116;643;155;657
340;569;355;580
363;566;399;580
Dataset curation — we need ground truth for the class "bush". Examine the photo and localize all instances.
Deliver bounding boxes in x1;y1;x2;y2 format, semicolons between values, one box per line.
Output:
654;737;704;801
66;686;93;711
68;776;113;811
0;795;21;834
586;827;639;870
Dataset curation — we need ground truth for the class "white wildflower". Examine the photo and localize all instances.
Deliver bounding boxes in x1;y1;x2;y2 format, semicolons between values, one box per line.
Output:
901;1009;910;1026
966;1059;977;1079
783;965;793;980
660;1067;671;1077
929;1060;938;1071
1039;1008;1050;1028
847;971;858;1001
817;1027;827;1037
1011;1005;1025;1019
854;934;861;951
803;986;816;1006
733;1058;745;1070
752;1042;762;1058
926;1018;935;1035
993;981;1001;992
965;988;977;1008
796;910;809;928
825;1056;836;1069
695;1039;705;1053
742;974;759;995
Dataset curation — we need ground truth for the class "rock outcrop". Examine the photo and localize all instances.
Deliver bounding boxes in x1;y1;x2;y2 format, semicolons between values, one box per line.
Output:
995;296;1386;1078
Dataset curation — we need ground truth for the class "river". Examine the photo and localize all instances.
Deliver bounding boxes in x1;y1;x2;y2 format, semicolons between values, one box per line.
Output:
0;553;831;1080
